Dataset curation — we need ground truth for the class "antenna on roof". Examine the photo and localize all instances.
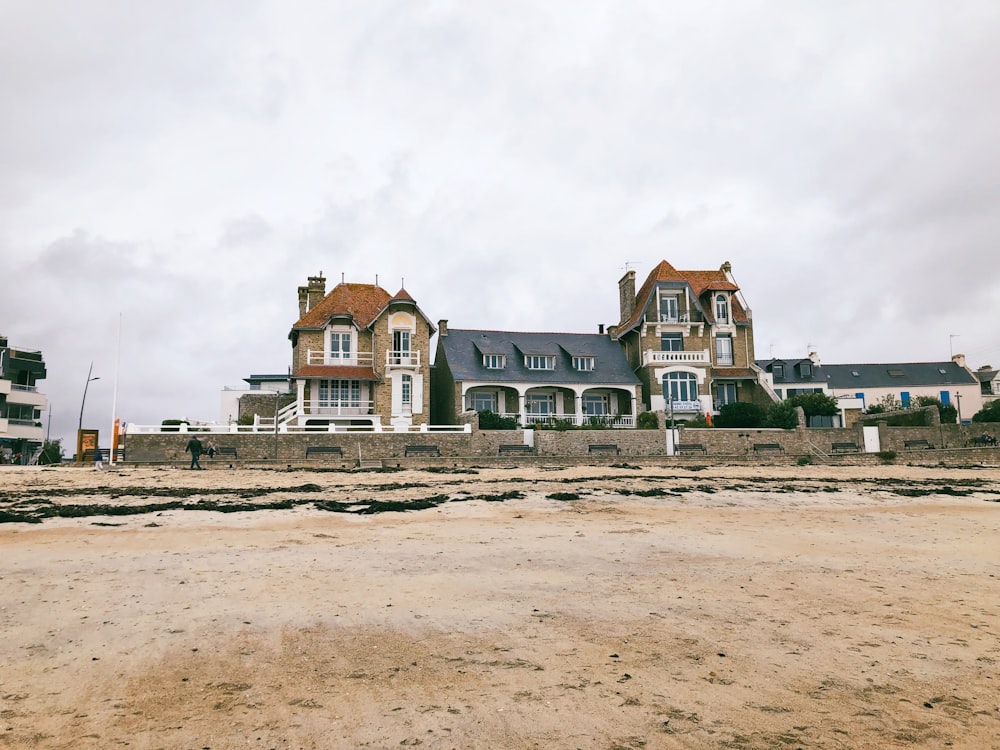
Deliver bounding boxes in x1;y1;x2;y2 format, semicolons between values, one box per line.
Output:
623;260;641;271
401;276;404;289
375;274;379;286
341;272;345;284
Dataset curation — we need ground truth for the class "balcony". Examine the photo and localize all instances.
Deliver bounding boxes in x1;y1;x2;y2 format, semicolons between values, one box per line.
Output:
643;349;710;366
496;412;635;428
3;385;47;408
658;311;705;324
306;350;374;367
385;350;421;368
0;417;44;440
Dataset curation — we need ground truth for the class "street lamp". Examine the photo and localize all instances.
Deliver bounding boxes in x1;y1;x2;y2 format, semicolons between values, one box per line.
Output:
955;391;962;424
78;362;101;433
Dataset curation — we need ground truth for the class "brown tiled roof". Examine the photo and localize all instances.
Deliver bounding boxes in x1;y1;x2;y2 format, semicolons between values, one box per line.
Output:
292;365;380;380
293;283;391;329
710;368;758;380
619;260;746;332
390;287;414;302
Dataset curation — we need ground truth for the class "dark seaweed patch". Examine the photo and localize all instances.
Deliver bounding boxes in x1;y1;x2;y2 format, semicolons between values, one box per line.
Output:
547;492;581;501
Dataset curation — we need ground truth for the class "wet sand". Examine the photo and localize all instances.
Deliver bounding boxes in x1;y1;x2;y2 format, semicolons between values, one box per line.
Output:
1;464;998;749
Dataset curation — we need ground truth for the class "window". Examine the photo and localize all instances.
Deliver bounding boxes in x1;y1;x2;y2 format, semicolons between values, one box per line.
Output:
318;379;361;407
401;374;412;408
716;382;737;405
661;333;683;352
799;362;812;378
664;372;698;403
527;393;553;415
715;335;733;366
573;356;594;371
715;294;729;323
888;369;905;377
483;354;506;369
583;394;608;415
330;332;351;360
470;391;497;412
660;295;679;322
772;364;784;379
525;355;555;370
391;330;411;363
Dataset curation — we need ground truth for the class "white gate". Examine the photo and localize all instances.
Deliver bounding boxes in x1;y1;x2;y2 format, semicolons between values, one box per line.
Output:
863;425;880;453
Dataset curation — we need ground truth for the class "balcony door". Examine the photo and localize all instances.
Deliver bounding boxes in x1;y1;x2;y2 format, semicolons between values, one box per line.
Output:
392;330;411;365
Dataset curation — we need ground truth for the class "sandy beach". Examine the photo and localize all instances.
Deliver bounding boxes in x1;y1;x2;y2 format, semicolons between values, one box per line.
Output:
1;463;998;749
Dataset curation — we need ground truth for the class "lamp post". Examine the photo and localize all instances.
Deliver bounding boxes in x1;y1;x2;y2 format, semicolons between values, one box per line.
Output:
955;391;962;424
77;362;100;462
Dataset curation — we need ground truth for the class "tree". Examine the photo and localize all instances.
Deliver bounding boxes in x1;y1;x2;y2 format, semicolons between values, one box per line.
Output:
764;401;799;429
972;400;1000;423
785;392;839;419
864;394;901;414
913;395;958;425
38;439;64;465
714;402;764;428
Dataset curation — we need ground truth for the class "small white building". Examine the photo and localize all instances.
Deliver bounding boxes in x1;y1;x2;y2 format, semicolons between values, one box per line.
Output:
219;373;291;424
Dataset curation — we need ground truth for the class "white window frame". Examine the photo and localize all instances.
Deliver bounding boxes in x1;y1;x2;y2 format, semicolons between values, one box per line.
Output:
401;374;412;408
715;334;734;366
572;356;594;372
330;331;352;360
318;379;361;407
526;393;554;414
665;372;698;403
525;355;555;370
582;394;608;415
483;354;506;369
470;391;497;412
715;294;729;323
660;294;679;322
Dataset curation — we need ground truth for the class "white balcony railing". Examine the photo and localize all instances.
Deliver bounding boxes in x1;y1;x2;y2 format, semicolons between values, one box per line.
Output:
385;350;421;367
659;311;704;324
497;412;635;428
643;349;710;365
306;350;374;367
11;384;38;392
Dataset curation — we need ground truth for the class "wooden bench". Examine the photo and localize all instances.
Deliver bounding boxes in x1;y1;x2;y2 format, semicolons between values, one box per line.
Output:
675;443;707;454
753;443;784;454
498;444;533;455
404;445;441;457
213;446;238;459
588;444;621;455
831;441;860;453
903;439;933;450
969;434;997;447
305;446;344;459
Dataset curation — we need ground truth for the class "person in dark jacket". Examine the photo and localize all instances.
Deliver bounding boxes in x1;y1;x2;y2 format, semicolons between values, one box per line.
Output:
185;435;204;470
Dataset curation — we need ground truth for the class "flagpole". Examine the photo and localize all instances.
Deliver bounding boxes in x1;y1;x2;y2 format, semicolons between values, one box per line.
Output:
110;313;122;466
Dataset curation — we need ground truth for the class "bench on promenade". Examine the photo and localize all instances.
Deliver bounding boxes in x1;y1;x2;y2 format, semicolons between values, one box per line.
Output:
82;448;125;462
404;445;441;457
587;443;621;455
675;443;707;455
498;444;533;455
213;446;238;459
903;439;933;450
831;441;860;453
305;446;344;459
968;434;997;447
753;443;784;455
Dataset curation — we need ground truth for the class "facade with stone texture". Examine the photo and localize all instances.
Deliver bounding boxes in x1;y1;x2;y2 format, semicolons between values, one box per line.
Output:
609;260;774;421
286;275;435;430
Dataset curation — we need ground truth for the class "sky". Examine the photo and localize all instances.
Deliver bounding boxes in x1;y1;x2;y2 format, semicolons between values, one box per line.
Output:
2;1;999;449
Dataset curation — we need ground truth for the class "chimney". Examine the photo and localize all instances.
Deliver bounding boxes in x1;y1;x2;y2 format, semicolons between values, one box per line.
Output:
598;323;605;335
297;285;309;318
721;261;732;274
438;319;448;336
618;270;636;325
808;351;820;364
952;353;967;369
306;275;326;311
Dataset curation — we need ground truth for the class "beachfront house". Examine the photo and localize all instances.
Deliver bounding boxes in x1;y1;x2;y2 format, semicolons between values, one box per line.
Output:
284;275;435;430
0;334;48;463
609;261;774;421
431;322;642;427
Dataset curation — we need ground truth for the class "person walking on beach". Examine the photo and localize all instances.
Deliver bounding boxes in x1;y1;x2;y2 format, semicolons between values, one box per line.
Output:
185;435;204;470
93;447;103;471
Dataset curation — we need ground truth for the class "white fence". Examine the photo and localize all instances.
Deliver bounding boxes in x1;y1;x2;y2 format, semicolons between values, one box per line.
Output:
125;421;471;434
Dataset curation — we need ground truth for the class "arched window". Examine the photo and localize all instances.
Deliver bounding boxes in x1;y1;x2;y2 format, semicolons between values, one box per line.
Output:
664;372;698;403
715;294;729;323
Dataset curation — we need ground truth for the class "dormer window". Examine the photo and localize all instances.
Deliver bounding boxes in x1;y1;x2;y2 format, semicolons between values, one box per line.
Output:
660;295;679;323
715;294;729;323
572;356;594;372
525;355;555;370
773;364;784;379
330;331;352;360
799;363;812;378
483;354;506;369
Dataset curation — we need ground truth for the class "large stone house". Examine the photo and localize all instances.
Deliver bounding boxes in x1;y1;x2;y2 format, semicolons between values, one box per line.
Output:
285;275;435;430
431;323;642;426
609;261;772;420
0;334;48;462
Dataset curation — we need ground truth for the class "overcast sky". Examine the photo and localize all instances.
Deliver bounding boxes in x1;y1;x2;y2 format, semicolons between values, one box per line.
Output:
3;1;999;448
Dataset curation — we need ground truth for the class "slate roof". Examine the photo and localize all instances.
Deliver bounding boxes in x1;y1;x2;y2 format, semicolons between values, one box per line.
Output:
618;260;747;334
822;362;977;389
437;329;640;386
755;358;827;385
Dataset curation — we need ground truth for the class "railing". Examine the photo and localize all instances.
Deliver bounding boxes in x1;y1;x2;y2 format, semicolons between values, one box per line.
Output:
8;418;40;426
643;349;710;365
306;350;374;366
715;355;735;366
385;350;421;367
124;422;471;434
499;412;635;428
11;384;38;392
659;311;704;324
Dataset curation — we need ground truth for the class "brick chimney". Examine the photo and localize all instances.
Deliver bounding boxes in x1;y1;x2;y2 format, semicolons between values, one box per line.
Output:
952;353;967;369
297;285;309;318
306;275;326;311
618;270;636;325
438;319;448;337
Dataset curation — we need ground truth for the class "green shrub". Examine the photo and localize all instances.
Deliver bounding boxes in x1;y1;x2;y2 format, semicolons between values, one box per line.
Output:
786;393;839;419
39;439;64;465
636;411;660;429
477;410;518;430
972;400;1000;423
913;395;958;424
764;401;799;429
796;454;813;466
877;450;897;463
715;402;764;428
